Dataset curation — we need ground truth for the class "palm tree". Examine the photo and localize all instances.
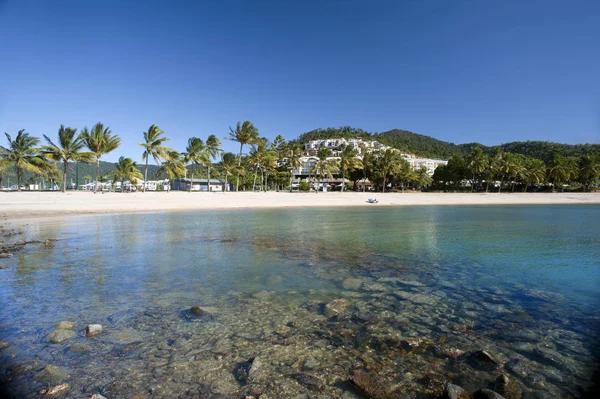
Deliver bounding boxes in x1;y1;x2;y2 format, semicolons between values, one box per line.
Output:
577;154;600;192
80;123;121;192
415;166;433;191
311;147;338;193
221;152;243;192
183;137;208;192
205;134;222;192
104;157;143;193
523;158;546;192
41;125;93;192
227;121;259;191
139;125;170;192
156;151;186;190
2;130;47;191
285;144;303;191
0;146;12;188
359;151;375;192
468;147;489;192
339;145;361;192
376;149;404;193
547;155;575;192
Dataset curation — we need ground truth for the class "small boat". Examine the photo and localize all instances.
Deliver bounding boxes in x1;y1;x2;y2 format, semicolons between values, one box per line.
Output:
367;198;379;204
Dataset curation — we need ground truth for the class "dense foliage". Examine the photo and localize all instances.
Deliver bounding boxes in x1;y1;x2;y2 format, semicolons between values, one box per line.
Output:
296;126;600;162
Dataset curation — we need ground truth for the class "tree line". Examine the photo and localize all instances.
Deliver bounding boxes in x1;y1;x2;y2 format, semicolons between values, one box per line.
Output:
432;147;600;192
2;122;599;193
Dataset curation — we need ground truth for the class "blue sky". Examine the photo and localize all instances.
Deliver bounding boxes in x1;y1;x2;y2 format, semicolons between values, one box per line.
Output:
1;0;598;162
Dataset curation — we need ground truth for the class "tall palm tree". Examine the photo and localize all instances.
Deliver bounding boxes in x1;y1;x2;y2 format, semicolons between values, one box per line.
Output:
285;144;303;191
523;158;546;192
139;125;170;192
2;130;47;191
468;147;489;192
221;152;243;192
376;149;404;193
311;147;338;193
183;137;208;191
80;123;121;192
41;125;94;192
205;134;222;192
104;157;143;193
156;151;186;190
227;121;259;191
339;145;362;192
360;151;375;192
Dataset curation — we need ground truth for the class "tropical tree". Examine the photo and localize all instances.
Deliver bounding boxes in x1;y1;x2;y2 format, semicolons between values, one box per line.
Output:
547;155;575;192
577;154;600;192
41;125;93;192
311;147;338;193
183;137;208;191
523;158;546;192
359;151;375;192
467;147;489;192
415;166;433;191
205;134;222;192
375;149;404;193
338;145;361;192
2;130;48;191
139;124;170;192
104;157;143;193
156;151;186;189
80;123;121;192
0;146;12;188
285;144;303;191
220;152;244;192
227;121;259;191
248;138;277;192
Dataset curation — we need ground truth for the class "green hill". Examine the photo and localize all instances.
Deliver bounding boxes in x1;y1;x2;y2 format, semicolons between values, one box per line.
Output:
296;126;600;162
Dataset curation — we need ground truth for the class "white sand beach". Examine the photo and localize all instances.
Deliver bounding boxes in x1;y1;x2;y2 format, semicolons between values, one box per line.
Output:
1;191;599;219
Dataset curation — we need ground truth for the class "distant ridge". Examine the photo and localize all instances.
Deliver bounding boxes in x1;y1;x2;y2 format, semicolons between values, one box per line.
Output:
295;126;600;162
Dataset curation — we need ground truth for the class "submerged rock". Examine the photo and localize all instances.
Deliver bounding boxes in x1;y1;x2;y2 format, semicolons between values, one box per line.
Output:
474;389;506;399
86;324;103;337
33;365;68;385
45;383;69;396
494;373;522;399
0;341;8;350
47;329;75;344
445;383;468;399
55;321;75;330
351;370;389;399
190;306;204;316
325;299;349;317
69;343;90;353
288;373;324;390
342;278;363;290
90;394;108;399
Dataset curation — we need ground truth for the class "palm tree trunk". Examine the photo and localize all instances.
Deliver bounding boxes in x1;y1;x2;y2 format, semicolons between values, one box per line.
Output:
189;168;193;192
252;166;258;192
485;179;489;193
341;170;345;192
236;143;243;192
498;178;503;193
95;159;100;193
471;173;475;192
144;157;149;193
207;164;211;192
62;161;68;193
382;176;386;193
289;173;293;193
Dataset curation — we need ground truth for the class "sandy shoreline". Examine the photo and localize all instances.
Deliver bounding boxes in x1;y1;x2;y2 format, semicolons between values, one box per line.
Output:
1;191;599;219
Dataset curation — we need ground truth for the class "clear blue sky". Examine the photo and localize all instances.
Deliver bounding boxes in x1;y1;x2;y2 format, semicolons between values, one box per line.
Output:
1;0;599;162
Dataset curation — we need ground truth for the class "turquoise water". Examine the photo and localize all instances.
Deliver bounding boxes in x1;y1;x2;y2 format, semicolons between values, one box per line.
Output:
0;205;599;398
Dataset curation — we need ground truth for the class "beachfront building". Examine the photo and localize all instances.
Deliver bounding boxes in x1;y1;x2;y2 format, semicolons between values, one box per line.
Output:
171;178;230;192
305;138;391;156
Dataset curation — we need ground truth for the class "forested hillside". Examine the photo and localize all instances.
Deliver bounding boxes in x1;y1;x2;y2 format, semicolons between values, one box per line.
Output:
296;126;599;162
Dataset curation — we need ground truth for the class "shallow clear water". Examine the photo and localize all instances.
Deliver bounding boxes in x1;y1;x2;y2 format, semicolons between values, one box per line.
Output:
0;205;599;398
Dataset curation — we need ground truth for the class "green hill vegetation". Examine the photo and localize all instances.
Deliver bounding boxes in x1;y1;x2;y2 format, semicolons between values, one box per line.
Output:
296;126;600;162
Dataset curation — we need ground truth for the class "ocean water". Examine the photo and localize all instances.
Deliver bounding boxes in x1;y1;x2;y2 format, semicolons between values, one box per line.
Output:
0;205;599;398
